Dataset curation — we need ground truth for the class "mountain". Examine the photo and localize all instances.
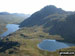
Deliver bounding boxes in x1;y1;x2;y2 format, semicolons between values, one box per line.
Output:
20;5;68;27
0;5;75;56
20;5;75;43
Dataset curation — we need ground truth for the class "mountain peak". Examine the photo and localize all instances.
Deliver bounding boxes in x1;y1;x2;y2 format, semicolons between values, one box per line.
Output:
20;5;66;27
40;5;65;15
42;5;57;10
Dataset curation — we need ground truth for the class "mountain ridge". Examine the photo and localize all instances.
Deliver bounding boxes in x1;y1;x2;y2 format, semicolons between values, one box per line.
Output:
20;5;75;42
20;5;73;27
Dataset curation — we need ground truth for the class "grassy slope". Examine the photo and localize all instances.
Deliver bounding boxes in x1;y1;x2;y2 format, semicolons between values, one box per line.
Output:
0;27;75;56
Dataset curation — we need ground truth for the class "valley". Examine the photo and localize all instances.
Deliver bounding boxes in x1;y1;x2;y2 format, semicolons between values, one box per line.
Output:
0;12;30;34
0;5;75;56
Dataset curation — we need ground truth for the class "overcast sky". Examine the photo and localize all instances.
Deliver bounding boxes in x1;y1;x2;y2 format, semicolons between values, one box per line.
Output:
0;0;75;14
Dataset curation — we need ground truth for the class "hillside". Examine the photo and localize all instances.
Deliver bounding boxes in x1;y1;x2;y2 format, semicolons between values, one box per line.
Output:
20;5;68;27
20;5;75;43
0;5;75;56
0;27;75;56
20;5;75;27
48;14;75;42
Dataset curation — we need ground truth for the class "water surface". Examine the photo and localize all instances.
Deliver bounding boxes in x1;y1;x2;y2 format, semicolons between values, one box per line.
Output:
1;24;19;37
38;39;75;51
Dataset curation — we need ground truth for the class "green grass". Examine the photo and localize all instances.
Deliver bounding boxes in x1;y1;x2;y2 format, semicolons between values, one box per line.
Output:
0;27;72;56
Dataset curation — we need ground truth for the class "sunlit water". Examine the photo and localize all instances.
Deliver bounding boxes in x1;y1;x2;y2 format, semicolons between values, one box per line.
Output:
38;39;75;51
1;24;19;38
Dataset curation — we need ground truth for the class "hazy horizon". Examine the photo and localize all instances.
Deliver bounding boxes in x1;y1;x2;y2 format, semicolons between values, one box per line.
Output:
0;0;75;14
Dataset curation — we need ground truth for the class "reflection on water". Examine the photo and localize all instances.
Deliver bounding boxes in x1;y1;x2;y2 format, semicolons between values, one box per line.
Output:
1;24;19;38
38;39;75;51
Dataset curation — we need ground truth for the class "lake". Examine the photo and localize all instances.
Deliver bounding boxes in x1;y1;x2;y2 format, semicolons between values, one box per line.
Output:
1;24;75;52
1;24;19;38
38;39;75;51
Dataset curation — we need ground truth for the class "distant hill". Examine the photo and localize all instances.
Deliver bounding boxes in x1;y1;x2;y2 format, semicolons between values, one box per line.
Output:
20;5;75;43
0;12;10;15
12;13;30;18
0;12;30;34
0;12;30;24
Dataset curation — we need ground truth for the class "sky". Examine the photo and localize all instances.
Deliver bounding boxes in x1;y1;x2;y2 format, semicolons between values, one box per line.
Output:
0;0;75;14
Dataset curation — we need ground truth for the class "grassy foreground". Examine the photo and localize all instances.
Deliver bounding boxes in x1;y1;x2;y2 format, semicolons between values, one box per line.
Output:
0;27;75;56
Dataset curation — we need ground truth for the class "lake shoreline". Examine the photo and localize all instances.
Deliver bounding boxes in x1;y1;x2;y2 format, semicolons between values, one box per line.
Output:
0;24;19;38
37;39;75;52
